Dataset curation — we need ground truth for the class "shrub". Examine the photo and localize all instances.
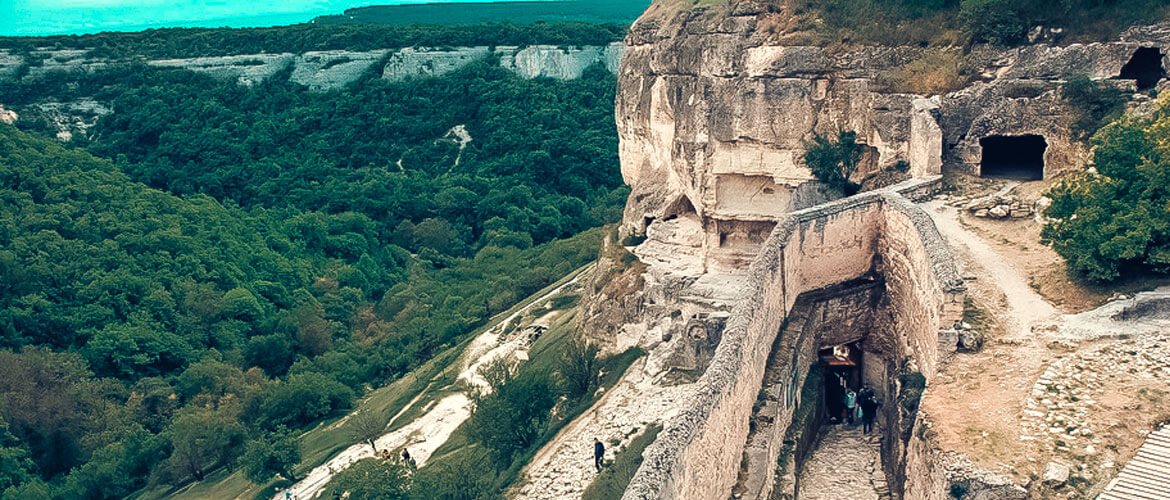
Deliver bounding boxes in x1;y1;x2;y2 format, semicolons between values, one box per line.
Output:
804;131;864;195
898;372;927;412
1042;101;1170;281
558;337;601;400
950;483;968;498
959;0;1027;44
466;362;557;467
1062;76;1128;140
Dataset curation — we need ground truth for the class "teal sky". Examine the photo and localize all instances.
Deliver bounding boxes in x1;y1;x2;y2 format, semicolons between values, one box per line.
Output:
1;0;560;36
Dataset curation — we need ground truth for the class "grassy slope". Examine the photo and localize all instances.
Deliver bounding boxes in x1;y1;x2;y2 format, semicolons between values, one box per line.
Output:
129;264;593;500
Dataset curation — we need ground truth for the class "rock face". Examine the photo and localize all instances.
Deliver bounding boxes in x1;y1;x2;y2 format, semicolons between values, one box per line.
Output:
148;53;295;86
0;104;17;125
616;2;1170;273
290;50;390;91
382;43;625;82
0;51;23;81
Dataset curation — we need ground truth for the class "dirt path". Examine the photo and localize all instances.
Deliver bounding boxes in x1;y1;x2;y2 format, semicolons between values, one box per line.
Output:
273;268;591;500
924;201;1058;338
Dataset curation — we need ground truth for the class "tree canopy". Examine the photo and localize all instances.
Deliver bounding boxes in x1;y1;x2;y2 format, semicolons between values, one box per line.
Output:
1042;97;1170;281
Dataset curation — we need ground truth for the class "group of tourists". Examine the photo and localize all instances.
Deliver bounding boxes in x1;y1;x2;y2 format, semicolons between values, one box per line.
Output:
831;376;882;434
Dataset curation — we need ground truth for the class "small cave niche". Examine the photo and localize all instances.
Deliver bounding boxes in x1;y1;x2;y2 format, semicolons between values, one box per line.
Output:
662;195;696;222
979;135;1047;180
1119;47;1166;91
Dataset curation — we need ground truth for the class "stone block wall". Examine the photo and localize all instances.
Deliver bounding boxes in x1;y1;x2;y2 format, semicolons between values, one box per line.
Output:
622;178;964;500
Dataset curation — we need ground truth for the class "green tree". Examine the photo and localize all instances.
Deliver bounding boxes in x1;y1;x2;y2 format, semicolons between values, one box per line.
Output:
164;407;246;482
466;361;557;467
242;427;301;483
0;417;33;491
1042;105;1170;280
558;337;601;400
333;458;411;500
959;0;1026;44
804;131;864;195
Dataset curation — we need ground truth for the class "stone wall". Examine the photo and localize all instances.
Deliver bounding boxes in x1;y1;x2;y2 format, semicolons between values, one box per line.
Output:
621;178;965;500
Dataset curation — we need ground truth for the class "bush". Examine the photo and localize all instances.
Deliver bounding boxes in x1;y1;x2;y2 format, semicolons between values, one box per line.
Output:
804;131;863;195
1062;76;1128;140
558;338;602;400
1042;101;1170;281
959;0;1027;44
898;372;927;412
466;363;557;467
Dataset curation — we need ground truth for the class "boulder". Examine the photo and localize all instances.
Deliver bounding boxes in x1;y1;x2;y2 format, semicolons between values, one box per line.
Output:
989;206;1010;218
1042;462;1069;487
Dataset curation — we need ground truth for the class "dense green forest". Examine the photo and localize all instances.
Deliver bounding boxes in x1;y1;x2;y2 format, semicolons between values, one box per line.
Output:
0;19;625;497
0;123;607;499
0;22;628;59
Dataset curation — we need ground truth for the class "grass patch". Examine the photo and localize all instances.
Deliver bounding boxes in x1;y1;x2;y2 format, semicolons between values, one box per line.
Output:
581;424;662;500
872;48;972;95
961;296;992;334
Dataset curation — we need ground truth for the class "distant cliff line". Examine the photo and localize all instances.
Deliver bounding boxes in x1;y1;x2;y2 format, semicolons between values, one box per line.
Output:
0;43;624;91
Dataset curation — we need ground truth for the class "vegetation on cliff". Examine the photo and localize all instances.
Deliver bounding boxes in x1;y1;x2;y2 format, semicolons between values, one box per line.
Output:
724;0;1170;47
1043;97;1170;281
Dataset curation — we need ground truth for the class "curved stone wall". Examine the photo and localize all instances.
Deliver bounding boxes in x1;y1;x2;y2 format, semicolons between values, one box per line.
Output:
621;178;964;500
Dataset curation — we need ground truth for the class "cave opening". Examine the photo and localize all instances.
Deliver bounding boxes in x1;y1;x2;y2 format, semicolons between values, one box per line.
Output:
1119;47;1166;91
979;134;1047;180
663;195;696;221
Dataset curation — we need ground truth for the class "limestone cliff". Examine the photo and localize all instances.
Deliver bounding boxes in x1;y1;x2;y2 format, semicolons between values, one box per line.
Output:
615;0;1169;274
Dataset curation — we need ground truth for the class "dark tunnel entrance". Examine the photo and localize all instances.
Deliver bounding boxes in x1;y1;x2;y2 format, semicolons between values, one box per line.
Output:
980;135;1047;180
1120;47;1166;91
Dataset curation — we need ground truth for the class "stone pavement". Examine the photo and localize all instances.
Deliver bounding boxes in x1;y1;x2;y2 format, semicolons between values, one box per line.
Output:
796;426;890;500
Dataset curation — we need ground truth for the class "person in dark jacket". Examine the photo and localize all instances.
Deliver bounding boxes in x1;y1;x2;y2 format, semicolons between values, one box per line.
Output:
860;393;880;434
593;438;605;472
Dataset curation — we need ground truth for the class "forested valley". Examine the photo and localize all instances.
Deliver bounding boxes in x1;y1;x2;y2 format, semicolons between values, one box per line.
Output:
0;23;624;500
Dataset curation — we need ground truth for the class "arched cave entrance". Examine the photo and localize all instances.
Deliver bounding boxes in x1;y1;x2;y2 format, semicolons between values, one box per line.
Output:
979;134;1047;180
1119;47;1166;91
663;195;696;221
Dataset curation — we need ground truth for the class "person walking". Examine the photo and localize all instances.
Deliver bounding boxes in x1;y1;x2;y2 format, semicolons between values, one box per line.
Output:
593;438;605;472
860;392;880;434
402;449;415;468
844;387;857;426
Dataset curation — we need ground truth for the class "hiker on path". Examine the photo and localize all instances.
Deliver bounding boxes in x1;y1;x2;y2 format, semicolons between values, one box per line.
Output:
860;392;880;434
402;449;415;468
593;438;605;472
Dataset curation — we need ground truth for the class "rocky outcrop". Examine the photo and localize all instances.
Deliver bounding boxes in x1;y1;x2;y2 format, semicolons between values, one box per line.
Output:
0;51;23;81
382;43;625;82
0;104;17;125
2;43;624;93
291;50;390;91
148;53;295;86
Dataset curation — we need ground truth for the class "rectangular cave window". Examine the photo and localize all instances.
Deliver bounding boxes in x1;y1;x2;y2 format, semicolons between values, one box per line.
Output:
1120;47;1166;91
979;135;1047;180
